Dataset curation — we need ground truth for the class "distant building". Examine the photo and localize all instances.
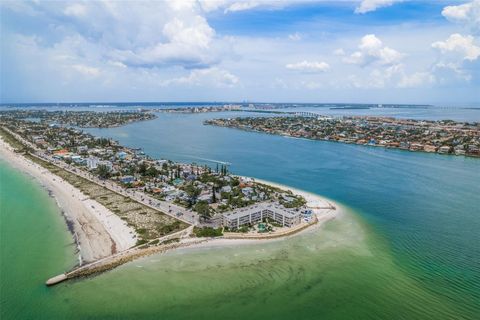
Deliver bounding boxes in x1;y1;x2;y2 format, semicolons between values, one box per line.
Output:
77;145;88;153
71;155;84;164
119;175;135;184
438;146;451;154
221;185;232;193
197;194;213;203
241;187;254;197
116;151;127;160
86;157;100;169
98;160;113;171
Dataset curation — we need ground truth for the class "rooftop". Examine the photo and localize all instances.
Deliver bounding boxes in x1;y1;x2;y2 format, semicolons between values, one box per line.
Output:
223;202;300;220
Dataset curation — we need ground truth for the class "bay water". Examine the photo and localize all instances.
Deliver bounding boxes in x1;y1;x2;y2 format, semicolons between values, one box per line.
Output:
1;110;479;319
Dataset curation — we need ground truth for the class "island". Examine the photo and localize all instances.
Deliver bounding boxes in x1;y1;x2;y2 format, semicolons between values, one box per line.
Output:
205;116;480;157
0;110;157;128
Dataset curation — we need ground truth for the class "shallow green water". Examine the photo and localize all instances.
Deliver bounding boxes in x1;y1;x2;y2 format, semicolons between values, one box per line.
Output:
0;163;467;319
1;111;480;319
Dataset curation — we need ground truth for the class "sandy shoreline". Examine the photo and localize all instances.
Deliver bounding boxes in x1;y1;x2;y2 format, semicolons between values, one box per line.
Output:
0;132;339;277
176;177;339;252
0;138;137;264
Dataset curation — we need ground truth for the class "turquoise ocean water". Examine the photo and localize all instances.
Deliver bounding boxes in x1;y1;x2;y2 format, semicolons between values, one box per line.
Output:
1;107;479;319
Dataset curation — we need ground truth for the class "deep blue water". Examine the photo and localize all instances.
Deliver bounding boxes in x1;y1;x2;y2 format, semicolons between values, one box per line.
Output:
1;103;479;122
87;111;480;313
1;106;479;319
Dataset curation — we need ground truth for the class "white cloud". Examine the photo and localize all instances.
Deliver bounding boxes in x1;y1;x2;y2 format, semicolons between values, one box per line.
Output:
431;34;480;84
20;2;227;70
166;67;239;87
71;64;101;77
222;1;302;13
433;62;472;82
288;32;302;41
344;34;403;66
301;81;324;89
398;71;435;88
355;0;402;14
286;60;330;72
432;33;480;61
198;0;228;12
64;4;87;17
2;0;479;103
442;0;480;34
225;1;261;12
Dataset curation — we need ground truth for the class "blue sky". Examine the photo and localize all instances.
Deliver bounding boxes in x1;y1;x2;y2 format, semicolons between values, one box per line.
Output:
1;0;479;105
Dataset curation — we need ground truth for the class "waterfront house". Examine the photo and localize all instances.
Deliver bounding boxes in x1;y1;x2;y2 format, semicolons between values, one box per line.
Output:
438;146;451;154
116;151;127;160
424;145;437;153
241;187;254;197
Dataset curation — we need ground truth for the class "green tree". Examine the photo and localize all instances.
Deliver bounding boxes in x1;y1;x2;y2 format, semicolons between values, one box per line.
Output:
145;166;158;177
183;183;201;199
195;201;211;221
137;162;148;176
96;164;110;179
211;185;217;203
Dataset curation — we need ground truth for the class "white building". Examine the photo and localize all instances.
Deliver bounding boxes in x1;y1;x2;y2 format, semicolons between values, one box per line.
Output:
223;203;301;229
86;157;100;169
98;160;113;171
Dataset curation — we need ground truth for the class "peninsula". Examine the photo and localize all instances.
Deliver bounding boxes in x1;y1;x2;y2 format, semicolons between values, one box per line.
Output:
0;110;336;285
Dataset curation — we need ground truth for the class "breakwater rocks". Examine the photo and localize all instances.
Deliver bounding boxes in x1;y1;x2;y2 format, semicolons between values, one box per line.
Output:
46;239;207;286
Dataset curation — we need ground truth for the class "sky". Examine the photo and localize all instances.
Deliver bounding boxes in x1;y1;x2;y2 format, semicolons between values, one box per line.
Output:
1;0;479;105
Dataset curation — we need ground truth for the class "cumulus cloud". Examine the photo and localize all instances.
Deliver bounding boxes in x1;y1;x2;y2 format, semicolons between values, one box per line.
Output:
431;33;480;83
169;67;239;87
355;0;402;14
397;72;435;88
71;64;101;77
198;0;228;12
112;14;218;68
432;33;480;61
442;0;480;34
288;32;302;41
344;34;403;66
64;3;87;17
433;62;472;82
346;64;434;89
225;1;261;12
8;2;226;70
285;60;330;72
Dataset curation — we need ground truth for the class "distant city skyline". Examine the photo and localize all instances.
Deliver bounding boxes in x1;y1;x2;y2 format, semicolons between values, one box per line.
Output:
1;1;479;105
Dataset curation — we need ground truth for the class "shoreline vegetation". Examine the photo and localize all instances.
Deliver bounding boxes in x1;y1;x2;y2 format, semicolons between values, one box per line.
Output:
0;117;338;286
205;116;480;158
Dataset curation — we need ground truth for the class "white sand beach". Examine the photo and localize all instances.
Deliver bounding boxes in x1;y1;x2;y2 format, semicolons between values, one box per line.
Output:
0;133;338;271
253;177;338;223
0;137;137;264
178;177;340;251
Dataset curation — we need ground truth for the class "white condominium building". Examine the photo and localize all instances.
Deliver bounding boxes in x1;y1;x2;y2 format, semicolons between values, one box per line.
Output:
223;203;301;229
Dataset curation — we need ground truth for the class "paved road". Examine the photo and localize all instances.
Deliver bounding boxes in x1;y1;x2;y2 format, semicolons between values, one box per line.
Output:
7;128;200;225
